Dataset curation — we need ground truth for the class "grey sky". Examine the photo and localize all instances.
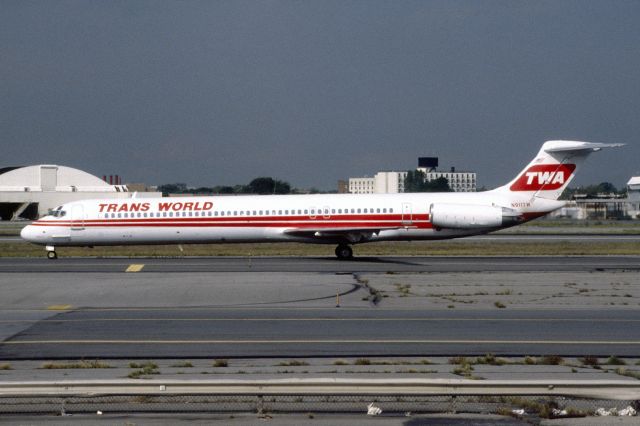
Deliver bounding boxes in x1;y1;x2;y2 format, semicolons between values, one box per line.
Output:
2;0;638;190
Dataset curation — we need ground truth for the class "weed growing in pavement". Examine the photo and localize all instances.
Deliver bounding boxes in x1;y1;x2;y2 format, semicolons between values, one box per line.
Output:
41;360;112;369
605;356;626;365
170;361;194;368
579;356;599;366
538;355;564;365
213;359;229;368
277;360;309;367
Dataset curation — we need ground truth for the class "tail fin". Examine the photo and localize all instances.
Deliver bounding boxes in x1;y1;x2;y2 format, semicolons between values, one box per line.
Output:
493;140;623;200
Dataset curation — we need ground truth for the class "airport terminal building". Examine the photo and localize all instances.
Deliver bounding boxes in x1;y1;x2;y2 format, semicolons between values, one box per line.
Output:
348;156;477;194
0;165;160;220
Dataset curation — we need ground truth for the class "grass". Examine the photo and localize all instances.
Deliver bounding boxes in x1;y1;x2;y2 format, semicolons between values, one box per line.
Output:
0;364;11;370
5;239;640;258
170;361;193;368
41;360;112;369
354;358;371;365
333;360;349;366
494;301;506;309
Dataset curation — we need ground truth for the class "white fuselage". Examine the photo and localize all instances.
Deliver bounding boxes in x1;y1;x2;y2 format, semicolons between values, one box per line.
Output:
20;191;562;247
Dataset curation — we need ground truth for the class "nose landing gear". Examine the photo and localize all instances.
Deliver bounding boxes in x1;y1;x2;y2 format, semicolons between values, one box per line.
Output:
46;246;57;260
335;244;353;260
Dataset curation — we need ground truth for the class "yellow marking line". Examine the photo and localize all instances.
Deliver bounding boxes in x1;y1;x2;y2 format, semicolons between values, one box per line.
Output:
125;264;145;272
2;339;640;345
46;305;72;311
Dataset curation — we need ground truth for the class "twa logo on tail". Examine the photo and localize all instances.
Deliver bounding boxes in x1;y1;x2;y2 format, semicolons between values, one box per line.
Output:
510;164;576;191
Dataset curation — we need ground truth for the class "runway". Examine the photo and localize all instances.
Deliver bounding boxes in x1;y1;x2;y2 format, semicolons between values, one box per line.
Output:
0;255;639;273
3;308;640;359
0;256;639;360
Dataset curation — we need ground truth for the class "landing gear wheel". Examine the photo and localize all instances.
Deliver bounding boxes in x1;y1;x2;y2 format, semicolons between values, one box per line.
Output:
335;244;353;260
47;251;58;260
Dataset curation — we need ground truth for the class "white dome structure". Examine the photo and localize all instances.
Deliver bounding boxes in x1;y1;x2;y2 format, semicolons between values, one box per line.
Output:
0;165;126;193
0;165;159;220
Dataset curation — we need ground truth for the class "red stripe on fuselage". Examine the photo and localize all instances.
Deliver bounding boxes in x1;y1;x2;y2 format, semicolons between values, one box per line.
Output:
31;214;433;230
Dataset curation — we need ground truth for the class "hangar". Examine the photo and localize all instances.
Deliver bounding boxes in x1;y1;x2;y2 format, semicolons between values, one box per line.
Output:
0;165;160;220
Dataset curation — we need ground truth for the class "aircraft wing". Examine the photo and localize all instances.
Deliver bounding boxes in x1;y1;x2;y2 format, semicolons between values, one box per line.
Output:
283;226;402;243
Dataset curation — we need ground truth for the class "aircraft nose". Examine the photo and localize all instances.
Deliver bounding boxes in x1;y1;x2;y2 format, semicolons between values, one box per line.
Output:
20;225;37;242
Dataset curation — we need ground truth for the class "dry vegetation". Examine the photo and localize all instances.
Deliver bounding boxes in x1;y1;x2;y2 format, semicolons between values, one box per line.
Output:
3;240;640;258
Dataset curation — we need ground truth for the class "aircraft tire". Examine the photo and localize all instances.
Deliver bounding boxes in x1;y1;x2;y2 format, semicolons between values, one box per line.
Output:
47;251;58;260
335;244;353;260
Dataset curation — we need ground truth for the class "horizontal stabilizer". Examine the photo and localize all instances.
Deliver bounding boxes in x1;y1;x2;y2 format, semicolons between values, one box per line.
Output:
543;141;625;153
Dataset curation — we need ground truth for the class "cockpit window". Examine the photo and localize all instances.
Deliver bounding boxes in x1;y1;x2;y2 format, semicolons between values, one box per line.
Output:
49;207;67;218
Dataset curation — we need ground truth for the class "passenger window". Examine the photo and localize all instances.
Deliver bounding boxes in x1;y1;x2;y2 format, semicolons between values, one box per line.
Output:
143;213;147;218
240;211;244;216
331;209;335;214
227;211;231;216
117;213;122;218
195;212;199;217
364;209;367;213
285;210;289;215
304;210;308;214
253;211;256;215
390;208;394;213
169;212;173;217
338;209;342;214
163;212;167;217
383;208;387;213
233;211;237;216
278;210;282;215
351;208;355;213
376;208;380;213
188;212;192;217
357;208;361;213
311;209;315;214
259;210;263;215
297;209;302;214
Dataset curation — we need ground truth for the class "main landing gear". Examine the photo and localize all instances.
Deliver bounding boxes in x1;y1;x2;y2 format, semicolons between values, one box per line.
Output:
46;246;57;260
335;244;353;260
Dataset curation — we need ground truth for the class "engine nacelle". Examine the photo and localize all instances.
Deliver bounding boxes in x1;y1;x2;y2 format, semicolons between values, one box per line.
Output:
430;203;522;229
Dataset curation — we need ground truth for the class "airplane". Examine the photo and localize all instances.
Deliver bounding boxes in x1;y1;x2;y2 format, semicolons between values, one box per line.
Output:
21;140;622;260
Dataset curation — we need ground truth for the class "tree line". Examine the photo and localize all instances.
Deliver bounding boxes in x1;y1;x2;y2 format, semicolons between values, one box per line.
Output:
158;177;331;196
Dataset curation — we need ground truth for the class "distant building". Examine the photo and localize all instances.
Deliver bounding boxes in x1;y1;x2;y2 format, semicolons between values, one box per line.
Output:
348;177;374;194
347;157;476;194
627;176;640;219
337;180;349;194
550;176;640;220
0;165;160;220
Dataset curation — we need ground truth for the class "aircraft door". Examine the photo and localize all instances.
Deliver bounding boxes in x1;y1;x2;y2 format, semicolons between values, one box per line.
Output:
322;205;330;219
70;204;85;231
401;202;413;226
